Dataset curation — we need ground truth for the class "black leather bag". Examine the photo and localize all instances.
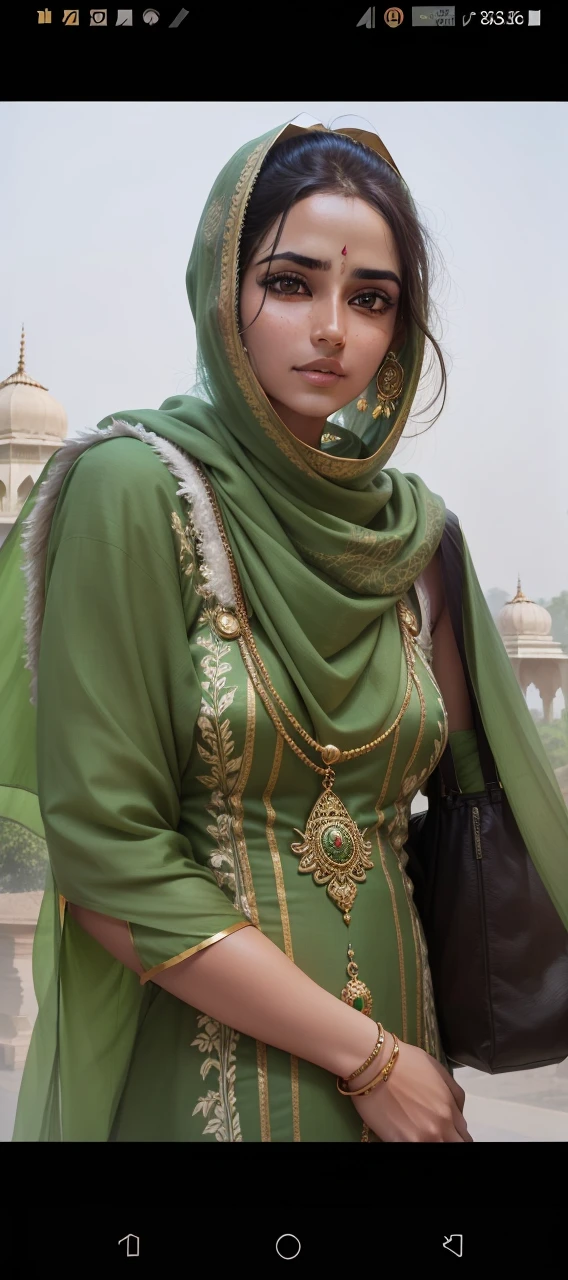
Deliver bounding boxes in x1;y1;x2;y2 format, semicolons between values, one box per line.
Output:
404;512;568;1074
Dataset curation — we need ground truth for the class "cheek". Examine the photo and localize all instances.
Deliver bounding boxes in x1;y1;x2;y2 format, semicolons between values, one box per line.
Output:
348;312;398;377
241;296;299;368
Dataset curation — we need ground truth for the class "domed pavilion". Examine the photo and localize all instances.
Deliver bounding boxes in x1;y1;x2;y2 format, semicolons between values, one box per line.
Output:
0;327;67;546
498;578;568;724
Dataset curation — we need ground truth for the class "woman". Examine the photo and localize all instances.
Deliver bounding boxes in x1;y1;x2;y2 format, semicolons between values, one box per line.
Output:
6;116;568;1142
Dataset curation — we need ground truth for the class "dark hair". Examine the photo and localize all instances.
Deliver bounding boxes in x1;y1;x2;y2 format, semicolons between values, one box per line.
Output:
238;130;447;423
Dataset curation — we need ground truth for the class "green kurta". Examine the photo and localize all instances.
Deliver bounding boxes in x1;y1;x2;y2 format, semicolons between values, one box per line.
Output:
32;435;447;1142
10;118;568;1143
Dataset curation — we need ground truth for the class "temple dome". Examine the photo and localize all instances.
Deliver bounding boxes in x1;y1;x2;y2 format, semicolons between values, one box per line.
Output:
0;327;67;442
497;578;552;637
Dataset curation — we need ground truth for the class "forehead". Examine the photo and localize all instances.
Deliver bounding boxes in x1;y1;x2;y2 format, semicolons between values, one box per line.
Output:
260;192;399;264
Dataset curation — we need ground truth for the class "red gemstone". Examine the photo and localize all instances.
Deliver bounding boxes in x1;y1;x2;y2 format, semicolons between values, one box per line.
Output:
334;836;342;848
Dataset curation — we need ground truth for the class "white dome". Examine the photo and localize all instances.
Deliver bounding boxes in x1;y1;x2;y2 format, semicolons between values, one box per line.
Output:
0;329;67;442
498;579;552;637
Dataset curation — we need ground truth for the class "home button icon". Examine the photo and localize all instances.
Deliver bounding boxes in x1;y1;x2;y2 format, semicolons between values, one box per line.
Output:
275;1234;301;1260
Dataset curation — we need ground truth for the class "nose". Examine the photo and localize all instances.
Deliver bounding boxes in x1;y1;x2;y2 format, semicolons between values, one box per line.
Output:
310;293;346;350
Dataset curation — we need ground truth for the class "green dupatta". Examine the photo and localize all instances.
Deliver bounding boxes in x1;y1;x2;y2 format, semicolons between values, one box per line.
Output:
3;118;567;1140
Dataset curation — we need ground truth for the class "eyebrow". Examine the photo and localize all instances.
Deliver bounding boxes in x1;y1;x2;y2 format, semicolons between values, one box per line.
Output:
255;251;401;288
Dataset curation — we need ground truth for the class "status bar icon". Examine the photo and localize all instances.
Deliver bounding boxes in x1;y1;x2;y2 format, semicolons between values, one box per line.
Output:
90;8;107;23
384;7;404;27
37;8;52;21
63;9;79;22
528;10;541;23
170;7;189;25
357;7;375;26
116;9;133;22
412;6;455;24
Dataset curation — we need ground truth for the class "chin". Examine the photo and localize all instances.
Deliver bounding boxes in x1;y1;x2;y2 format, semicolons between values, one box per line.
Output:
285;393;347;418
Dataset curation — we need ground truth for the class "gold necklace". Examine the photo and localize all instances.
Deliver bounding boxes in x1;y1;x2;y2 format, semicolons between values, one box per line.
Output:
198;468;420;926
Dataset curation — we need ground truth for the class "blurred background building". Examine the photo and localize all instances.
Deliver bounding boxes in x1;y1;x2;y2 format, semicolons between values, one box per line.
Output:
497;579;568;726
0;327;67;548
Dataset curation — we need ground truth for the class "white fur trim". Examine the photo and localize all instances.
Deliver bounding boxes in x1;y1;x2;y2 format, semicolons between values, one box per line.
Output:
21;418;235;705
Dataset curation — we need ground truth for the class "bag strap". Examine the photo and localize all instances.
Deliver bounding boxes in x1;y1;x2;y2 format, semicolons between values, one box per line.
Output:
436;511;500;791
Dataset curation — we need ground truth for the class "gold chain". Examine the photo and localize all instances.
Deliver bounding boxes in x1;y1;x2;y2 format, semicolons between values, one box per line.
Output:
197;467;419;776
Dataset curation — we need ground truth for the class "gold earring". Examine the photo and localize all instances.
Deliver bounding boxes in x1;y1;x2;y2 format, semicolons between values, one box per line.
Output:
372;351;404;420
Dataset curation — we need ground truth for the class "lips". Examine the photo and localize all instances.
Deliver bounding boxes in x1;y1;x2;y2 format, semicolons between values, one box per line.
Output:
294;358;345;388
295;359;345;376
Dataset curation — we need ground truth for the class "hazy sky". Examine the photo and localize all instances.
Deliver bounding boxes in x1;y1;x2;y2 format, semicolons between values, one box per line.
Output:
2;100;567;610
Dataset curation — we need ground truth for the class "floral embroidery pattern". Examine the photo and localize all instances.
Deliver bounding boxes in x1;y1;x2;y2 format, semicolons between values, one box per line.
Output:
171;511;195;578
196;628;252;918
191;622;250;1141
191;1015;242;1143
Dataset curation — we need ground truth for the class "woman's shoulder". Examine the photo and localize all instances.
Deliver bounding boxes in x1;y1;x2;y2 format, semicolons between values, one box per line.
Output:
66;431;180;496
45;428;193;569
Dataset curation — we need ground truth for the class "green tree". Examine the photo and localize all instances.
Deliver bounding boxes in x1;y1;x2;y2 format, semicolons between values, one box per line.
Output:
0;819;48;893
547;591;568;654
485;587;509;621
535;710;568;772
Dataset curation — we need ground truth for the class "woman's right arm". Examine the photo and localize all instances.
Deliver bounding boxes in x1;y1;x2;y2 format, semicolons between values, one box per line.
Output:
70;904;471;1142
40;438;469;1142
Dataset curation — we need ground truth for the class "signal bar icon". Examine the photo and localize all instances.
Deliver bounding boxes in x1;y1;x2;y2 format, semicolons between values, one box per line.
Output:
357;6;375;25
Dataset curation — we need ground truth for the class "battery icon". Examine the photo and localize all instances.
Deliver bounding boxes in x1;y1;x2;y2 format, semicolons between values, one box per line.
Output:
528;10;541;23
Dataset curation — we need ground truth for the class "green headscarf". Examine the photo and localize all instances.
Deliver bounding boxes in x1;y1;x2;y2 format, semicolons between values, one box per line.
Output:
96;120;446;751
1;121;567;1132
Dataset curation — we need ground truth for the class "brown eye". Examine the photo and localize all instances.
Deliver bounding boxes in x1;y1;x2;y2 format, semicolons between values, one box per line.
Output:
260;271;310;298
277;276;302;294
352;290;394;314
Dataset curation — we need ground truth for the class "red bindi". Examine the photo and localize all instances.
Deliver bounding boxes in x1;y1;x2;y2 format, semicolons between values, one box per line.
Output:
341;245;347;256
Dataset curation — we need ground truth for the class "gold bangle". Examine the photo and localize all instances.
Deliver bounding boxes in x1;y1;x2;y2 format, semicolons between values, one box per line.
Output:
336;1034;400;1098
379;1034;400;1085
337;1066;384;1098
345;1022;385;1083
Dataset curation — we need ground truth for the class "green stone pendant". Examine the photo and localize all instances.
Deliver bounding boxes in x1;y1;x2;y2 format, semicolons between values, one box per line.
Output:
341;944;373;1017
291;782;373;926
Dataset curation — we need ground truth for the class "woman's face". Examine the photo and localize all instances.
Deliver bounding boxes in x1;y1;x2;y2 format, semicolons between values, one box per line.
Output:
239;192;403;447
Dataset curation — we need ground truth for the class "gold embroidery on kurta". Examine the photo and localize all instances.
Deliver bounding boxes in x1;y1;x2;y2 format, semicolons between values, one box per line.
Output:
387;655;448;1060
263;733;301;1142
231;677;271;1143
375;724;408;1042
196;631;251;917
231;677;258;918
194;637;270;1140
389;667;428;1048
139;921;251;986
192;628;253;1141
191;1017;242;1142
171;510;196;578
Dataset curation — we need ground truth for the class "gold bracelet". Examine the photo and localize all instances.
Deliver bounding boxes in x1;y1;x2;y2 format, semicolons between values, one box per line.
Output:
345;1022;385;1083
379;1034;400;1085
336;1034;400;1098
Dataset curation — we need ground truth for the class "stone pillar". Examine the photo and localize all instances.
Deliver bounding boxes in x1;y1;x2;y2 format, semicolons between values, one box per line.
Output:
560;662;568;710
0;893;41;1069
535;663;561;726
517;659;531;699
